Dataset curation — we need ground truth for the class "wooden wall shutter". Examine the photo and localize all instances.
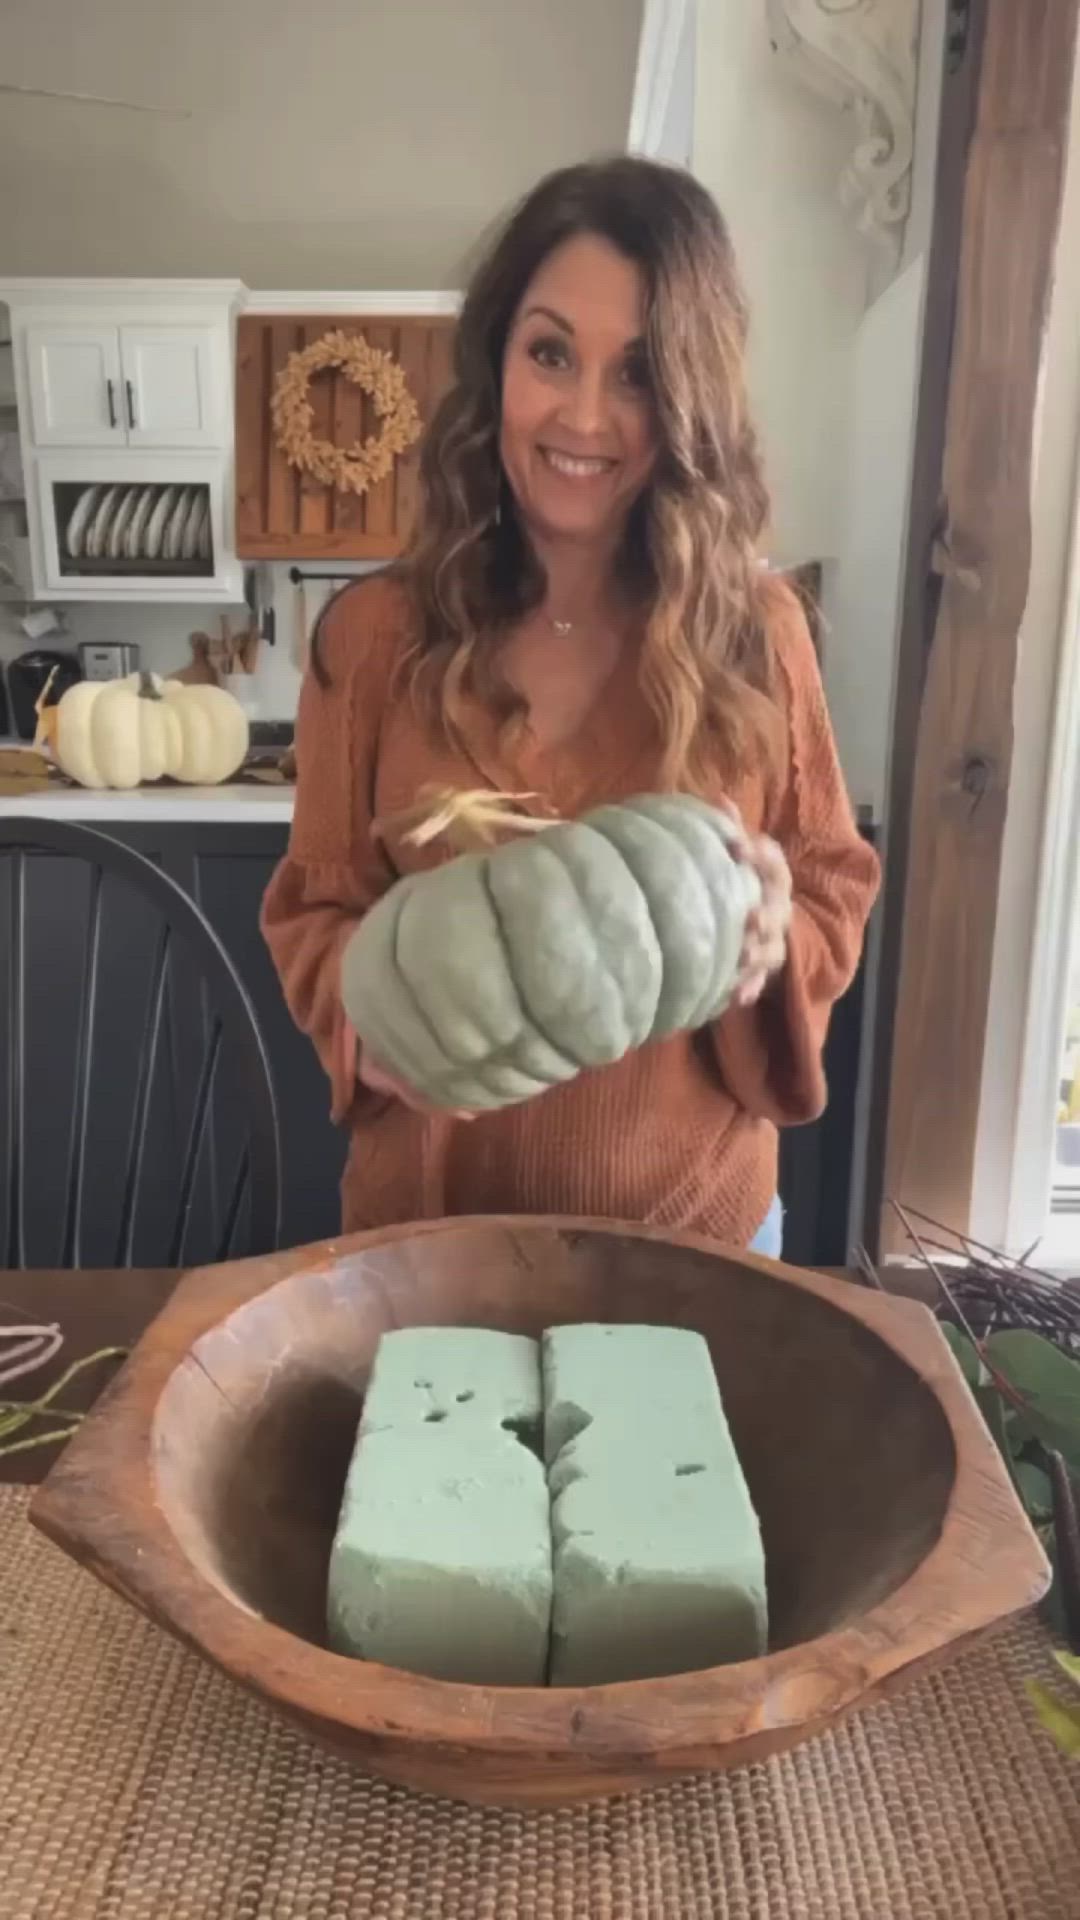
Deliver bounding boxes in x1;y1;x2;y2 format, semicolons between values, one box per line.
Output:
234;314;455;561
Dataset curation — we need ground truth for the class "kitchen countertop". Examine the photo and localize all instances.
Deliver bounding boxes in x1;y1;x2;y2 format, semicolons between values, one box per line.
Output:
0;779;295;823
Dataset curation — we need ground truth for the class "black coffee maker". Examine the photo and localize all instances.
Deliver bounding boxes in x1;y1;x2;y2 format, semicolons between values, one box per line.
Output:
4;648;82;740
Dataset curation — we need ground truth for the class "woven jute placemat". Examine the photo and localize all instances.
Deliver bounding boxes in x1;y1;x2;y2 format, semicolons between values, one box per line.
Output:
2;1487;1078;1920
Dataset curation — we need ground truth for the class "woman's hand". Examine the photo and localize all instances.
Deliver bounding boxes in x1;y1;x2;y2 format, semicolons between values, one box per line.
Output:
358;1044;477;1121
724;815;793;1009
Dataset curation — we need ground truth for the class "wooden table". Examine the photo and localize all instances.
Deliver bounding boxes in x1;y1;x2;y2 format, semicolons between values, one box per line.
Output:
0;1268;181;1483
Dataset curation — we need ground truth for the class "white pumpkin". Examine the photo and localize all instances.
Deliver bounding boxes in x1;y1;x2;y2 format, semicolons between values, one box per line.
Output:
53;673;249;790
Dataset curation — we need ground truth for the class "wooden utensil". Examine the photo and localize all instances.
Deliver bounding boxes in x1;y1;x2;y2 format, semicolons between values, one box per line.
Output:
172;632;218;686
234;625;260;674
0;745;55;794
206;615;232;682
30;1218;1050;1807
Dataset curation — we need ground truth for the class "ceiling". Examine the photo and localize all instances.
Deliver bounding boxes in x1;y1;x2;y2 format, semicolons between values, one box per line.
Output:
0;0;641;288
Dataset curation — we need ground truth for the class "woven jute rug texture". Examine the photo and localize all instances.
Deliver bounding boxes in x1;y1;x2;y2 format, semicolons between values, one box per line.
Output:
2;1486;1078;1919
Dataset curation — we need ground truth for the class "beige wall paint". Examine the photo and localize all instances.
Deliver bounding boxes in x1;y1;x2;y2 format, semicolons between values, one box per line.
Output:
693;0;870;573
0;0;640;286
692;2;944;814
825;0;947;818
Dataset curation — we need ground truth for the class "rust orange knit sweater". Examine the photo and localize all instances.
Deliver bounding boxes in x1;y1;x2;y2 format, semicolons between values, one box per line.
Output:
261;573;879;1246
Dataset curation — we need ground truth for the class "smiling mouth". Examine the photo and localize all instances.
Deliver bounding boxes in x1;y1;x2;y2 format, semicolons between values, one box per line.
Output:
539;447;617;479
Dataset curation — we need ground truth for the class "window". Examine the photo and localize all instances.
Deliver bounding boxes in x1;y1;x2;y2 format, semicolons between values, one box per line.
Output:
998;565;1080;1275
969;59;1080;1274
1051;885;1080;1232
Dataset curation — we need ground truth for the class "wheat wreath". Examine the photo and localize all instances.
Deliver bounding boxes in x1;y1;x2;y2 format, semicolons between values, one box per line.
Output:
271;329;422;496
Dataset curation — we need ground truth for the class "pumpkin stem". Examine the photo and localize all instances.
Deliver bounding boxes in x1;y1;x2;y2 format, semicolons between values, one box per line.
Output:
138;672;163;702
374;785;559;854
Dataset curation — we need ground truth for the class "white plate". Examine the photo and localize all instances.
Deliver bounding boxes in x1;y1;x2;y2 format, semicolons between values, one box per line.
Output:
162;485;191;562
107;486;139;560
124;485;154;560
144;485;177;561
86;484;120;560
125;485;156;560
197;501;211;562
180;489;206;562
65;484;102;559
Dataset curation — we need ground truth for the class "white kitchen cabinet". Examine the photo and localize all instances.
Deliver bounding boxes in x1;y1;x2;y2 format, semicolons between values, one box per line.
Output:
0;280;242;602
119;327;219;447
26;325;125;447
26;323;221;451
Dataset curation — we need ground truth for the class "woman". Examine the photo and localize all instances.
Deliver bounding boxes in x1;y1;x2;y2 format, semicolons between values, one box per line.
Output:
262;157;878;1256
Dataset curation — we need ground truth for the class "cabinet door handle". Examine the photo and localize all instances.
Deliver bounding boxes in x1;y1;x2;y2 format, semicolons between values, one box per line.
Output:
106;379;117;429
125;379;138;430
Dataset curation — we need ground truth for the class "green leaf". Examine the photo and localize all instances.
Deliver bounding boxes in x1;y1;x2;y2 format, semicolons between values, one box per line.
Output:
985;1329;1080;1406
985;1331;1080;1475
1004;1407;1044;1453
1026;1680;1080;1756
1013;1458;1055;1521
940;1322;989;1389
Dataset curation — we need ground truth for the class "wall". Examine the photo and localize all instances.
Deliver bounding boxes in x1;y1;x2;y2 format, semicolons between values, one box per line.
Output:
823;255;926;816
0;0;639;287
833;0;946;1254
630;0;696;166
0;566;340;724
693;3;945;818
901;0;948;274
660;6;696;168
693;2;869;572
822;0;946;819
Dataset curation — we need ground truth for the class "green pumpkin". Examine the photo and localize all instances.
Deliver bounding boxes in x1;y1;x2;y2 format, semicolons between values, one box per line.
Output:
341;793;761;1110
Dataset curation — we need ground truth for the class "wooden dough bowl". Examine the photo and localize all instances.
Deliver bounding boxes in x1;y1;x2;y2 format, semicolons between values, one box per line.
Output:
32;1218;1049;1807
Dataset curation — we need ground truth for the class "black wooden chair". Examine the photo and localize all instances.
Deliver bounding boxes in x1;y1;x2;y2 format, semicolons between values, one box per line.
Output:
0;816;282;1269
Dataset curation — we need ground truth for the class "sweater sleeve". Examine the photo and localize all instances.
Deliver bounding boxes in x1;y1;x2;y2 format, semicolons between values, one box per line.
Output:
710;583;880;1127
260;580;402;1124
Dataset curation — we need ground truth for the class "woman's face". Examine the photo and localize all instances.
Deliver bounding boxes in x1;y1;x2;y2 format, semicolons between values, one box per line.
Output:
500;232;658;548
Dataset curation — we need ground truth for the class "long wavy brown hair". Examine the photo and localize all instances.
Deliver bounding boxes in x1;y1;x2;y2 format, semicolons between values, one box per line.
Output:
331;158;781;788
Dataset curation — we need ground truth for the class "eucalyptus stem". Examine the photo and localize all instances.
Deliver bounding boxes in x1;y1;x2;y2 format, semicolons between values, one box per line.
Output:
0;1345;128;1459
0;1423;82;1459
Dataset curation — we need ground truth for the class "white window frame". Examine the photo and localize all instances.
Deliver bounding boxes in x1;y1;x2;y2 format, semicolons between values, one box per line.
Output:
971;50;1080;1273
1003;486;1080;1269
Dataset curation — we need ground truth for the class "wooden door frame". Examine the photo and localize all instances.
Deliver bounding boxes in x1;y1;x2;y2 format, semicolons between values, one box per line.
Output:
862;0;1080;1258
